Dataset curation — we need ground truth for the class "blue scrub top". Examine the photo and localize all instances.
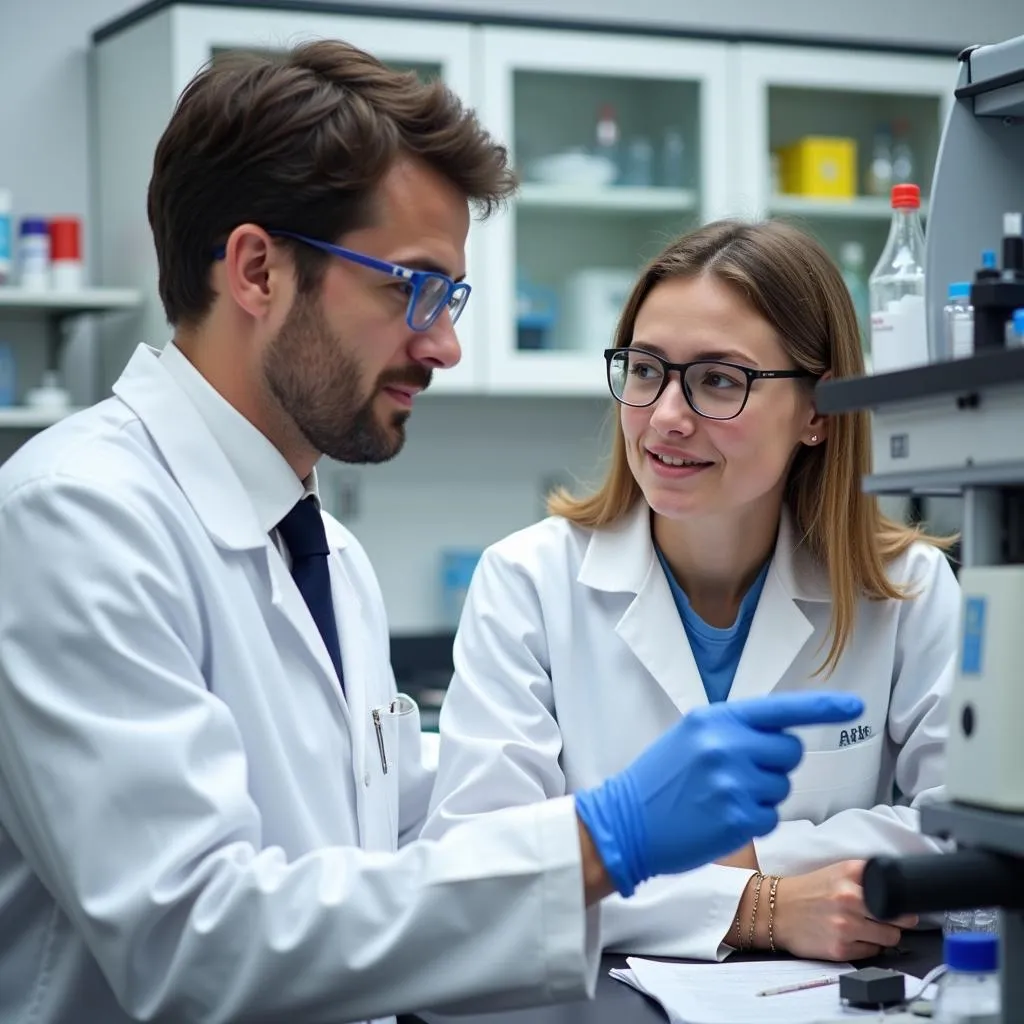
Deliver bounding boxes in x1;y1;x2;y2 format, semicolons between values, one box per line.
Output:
656;547;771;704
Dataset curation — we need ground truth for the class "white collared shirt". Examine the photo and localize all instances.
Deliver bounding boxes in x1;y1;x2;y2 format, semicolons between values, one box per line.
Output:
160;341;316;565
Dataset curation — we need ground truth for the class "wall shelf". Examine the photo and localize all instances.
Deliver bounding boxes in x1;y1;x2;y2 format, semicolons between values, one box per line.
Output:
518;183;698;214
0;406;82;429
767;194;930;219
0;287;142;314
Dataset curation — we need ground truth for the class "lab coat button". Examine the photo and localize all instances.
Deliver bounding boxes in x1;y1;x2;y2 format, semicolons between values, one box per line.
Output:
363;771;371;787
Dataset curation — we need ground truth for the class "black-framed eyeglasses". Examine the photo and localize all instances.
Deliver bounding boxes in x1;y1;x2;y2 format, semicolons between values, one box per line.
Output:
604;346;815;421
212;229;471;332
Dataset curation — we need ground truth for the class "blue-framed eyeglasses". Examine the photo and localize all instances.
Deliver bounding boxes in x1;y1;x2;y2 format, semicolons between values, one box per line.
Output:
213;229;471;332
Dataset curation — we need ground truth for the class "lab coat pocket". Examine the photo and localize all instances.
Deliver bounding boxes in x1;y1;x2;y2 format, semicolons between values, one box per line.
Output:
779;734;883;825
369;696;415;844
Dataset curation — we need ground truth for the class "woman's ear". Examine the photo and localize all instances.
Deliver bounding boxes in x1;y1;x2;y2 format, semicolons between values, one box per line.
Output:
805;370;831;446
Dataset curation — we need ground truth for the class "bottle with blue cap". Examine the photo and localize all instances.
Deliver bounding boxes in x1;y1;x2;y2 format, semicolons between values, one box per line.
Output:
1011;307;1024;348
939;282;974;361
934;931;1000;1022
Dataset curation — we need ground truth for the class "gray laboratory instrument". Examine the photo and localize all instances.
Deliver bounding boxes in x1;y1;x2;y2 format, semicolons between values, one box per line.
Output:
816;32;1024;1024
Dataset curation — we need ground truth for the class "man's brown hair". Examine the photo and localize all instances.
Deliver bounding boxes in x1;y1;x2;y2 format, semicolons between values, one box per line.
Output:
147;40;516;328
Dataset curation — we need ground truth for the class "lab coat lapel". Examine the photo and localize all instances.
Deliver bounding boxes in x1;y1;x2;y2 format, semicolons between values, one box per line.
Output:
728;510;822;702
115;345;353;723
265;548;353;719
326;543;370;777
580;504;709;713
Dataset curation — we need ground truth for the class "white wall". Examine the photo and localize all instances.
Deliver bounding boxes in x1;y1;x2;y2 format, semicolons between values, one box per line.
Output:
1;0;1021;630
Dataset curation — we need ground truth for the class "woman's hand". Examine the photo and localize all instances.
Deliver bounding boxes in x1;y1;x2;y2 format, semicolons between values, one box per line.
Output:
772;860;918;961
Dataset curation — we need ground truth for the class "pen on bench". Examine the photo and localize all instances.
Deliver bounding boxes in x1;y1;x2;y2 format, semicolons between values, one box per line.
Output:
756;975;840;997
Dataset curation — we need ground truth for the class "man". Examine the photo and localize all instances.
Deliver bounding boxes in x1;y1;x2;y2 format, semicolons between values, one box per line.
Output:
0;42;861;1024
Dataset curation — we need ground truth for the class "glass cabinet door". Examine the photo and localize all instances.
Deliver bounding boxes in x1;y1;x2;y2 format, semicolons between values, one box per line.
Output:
732;44;955;346
475;27;730;395
168;6;480;394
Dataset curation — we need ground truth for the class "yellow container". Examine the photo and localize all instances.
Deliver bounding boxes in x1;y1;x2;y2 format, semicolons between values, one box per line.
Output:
778;136;857;198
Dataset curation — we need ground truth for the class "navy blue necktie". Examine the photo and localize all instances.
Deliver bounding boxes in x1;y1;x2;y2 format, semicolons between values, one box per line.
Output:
277;497;345;691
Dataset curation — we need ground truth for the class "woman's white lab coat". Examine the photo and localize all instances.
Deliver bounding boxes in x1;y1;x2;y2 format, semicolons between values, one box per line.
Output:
0;345;599;1024
422;502;959;961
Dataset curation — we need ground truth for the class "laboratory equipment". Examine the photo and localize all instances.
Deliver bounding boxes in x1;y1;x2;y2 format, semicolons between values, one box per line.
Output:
839;967;906;1009
815;32;1024;1024
868;183;929;372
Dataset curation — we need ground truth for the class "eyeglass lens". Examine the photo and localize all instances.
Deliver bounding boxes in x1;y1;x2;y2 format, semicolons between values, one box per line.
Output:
411;276;467;329
608;349;749;419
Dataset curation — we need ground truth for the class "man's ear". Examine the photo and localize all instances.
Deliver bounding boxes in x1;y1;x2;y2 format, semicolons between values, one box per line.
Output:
219;223;284;321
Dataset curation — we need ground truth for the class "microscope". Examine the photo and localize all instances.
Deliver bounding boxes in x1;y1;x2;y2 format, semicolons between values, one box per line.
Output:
816;33;1024;1022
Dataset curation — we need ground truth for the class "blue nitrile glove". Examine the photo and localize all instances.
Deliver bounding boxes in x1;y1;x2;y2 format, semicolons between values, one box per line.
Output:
574;692;864;897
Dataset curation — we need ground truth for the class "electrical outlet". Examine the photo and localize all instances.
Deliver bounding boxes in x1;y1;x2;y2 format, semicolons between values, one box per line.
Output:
333;472;361;521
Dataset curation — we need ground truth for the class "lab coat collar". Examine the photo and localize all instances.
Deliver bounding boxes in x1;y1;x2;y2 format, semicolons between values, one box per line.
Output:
577;501;825;709
112;344;280;553
577;500;832;603
159;341;317;538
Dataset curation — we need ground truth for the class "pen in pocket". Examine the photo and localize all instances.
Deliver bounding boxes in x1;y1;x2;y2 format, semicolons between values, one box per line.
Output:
371;696;416;776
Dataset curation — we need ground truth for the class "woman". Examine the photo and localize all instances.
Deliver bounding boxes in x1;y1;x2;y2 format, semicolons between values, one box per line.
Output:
421;219;958;963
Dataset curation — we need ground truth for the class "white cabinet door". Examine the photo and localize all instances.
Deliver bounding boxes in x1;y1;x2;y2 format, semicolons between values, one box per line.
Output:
731;44;956;272
475;27;730;396
164;6;480;394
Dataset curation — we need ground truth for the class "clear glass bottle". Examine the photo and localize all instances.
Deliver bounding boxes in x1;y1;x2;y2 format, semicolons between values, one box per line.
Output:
866;124;894;197
939;282;974;361
868;183;929;373
660;128;687;189
622;137;653;186
838;241;870;358
934;932;1000;1023
891;117;915;185
594;104;621;182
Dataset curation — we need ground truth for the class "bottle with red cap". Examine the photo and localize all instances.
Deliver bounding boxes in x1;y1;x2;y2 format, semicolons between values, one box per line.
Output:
49;216;83;291
867;183;929;374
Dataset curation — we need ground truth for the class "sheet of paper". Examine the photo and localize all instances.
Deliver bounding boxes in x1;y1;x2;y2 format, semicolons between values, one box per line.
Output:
609;956;883;1024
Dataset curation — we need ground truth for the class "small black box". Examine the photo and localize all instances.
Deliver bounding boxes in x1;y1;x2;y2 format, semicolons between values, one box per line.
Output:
839;967;906;1008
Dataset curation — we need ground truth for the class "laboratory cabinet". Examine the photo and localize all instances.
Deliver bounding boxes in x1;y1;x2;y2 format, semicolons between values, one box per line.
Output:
91;2;959;397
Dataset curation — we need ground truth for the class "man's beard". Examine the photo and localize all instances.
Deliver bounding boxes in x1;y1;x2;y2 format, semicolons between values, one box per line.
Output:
263;292;431;464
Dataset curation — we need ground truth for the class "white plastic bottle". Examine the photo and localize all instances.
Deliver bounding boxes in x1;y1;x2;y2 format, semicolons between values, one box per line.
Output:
868;183;929;373
934;932;1000;1023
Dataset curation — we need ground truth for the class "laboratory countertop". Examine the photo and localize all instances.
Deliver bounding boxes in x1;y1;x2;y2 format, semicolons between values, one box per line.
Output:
402;929;944;1024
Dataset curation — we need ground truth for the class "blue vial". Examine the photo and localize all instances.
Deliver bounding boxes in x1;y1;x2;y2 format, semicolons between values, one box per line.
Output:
1011;307;1024;348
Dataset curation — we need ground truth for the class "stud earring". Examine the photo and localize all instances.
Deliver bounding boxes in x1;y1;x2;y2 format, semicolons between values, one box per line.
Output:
810;434;818;443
